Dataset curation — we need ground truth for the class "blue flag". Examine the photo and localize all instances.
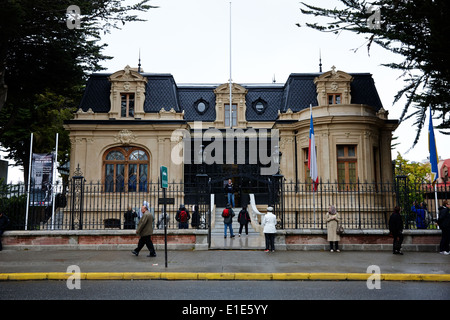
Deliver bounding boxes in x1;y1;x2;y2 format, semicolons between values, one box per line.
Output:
428;108;439;185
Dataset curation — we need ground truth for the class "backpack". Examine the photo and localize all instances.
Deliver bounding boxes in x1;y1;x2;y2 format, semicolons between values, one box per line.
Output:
222;208;230;218
180;210;188;223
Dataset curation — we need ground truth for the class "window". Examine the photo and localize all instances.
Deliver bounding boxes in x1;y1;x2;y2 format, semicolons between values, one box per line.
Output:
104;147;149;192
252;98;267;114
224;104;237;127
337;145;357;189
194;99;209;115
121;93;135;117
303;148;311;184
328;94;341;105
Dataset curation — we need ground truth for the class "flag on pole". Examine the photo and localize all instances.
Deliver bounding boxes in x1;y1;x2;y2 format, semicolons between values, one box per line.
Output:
308;105;319;191
428;108;439;186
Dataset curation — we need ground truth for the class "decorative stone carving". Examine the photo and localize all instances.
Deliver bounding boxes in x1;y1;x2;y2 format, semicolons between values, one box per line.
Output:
114;129;136;145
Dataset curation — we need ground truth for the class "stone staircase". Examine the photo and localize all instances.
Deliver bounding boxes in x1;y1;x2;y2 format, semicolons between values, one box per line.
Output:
210;207;264;249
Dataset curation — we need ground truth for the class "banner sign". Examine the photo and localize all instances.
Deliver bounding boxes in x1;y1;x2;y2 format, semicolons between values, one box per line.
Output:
30;153;54;206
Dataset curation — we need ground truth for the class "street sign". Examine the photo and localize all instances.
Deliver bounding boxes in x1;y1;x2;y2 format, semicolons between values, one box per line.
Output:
160;166;168;189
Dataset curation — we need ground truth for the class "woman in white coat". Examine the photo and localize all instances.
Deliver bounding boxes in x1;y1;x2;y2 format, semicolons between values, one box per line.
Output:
262;207;277;252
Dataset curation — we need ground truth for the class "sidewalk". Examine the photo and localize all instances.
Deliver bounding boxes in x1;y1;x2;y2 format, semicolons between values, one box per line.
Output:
1;248;449;281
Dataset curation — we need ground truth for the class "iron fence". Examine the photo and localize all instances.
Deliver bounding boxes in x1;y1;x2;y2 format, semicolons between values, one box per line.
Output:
0;179;211;231
0;178;448;231
273;180;449;230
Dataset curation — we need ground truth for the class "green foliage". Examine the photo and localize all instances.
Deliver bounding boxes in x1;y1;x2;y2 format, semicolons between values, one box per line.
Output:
300;0;450;147
0;0;156;182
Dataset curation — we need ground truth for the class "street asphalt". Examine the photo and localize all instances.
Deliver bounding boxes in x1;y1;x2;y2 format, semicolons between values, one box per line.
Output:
1;247;449;282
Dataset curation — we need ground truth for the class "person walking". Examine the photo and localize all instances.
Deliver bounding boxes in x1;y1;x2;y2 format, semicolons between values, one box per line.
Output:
437;200;450;255
262;206;277;252
224;179;235;208
176;204;190;229
238;205;251;236
326;205;341;252
132;204;156;257
389;206;404;255
222;203;235;238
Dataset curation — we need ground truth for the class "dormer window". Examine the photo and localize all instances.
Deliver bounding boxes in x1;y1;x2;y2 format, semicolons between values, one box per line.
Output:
194;98;209;115
252;98;267;114
121;93;135;117
328;94;341;105
224;104;237;127
108;65;147;119
314;66;353;106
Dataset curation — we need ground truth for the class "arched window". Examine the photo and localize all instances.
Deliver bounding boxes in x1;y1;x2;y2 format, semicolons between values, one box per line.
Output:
103;147;149;192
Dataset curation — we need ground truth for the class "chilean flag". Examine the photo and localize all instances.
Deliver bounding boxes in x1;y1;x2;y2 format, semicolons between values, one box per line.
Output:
308;105;319;191
428;108;439;186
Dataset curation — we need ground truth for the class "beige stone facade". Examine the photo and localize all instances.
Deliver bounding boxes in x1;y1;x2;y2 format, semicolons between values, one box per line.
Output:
64;66;398;188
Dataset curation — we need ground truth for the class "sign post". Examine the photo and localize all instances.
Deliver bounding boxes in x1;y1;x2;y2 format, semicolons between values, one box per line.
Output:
160;166;168;268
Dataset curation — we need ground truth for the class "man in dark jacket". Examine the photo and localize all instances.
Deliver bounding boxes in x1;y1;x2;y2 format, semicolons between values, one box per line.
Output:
222;203;235;238
176;204;190;229
389;206;404;255
437;200;450;255
0;212;10;251
132;205;156;257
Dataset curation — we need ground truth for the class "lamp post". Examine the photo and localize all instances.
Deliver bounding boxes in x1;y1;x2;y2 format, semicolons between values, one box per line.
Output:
271;146;284;228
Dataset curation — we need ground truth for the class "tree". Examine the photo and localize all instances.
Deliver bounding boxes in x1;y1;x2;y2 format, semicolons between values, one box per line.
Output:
299;0;450;147
0;0;157;182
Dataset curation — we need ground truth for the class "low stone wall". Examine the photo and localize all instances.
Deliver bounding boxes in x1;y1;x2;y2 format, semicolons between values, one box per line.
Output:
2;229;209;251
279;229;441;252
1;229;442;252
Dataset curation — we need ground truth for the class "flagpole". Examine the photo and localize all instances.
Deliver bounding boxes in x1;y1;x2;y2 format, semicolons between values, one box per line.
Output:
428;107;440;221
310;104;316;228
51;133;58;230
229;1;232;129
25;133;33;231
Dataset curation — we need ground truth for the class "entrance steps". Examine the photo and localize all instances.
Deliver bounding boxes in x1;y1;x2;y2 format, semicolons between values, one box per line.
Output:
210;207;264;250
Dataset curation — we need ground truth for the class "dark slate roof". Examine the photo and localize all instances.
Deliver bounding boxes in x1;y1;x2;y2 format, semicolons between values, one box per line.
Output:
78;72;384;120
78;73;111;112
143;74;180;112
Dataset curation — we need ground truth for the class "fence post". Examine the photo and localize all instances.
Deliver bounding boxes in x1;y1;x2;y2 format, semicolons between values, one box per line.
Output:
70;165;84;230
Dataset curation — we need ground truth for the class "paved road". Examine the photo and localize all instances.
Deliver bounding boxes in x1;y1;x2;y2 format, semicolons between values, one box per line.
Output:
1;279;449;300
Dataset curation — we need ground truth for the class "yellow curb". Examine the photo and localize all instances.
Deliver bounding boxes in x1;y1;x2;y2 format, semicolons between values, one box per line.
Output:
198;273;235;280
6;273;48;280
272;273;310;280
234;273;273;280
85;272;124;280
46;272;79;280
122;272;162;280
160;272;199;280
308;273;349;280
1;272;449;281
420;274;450;282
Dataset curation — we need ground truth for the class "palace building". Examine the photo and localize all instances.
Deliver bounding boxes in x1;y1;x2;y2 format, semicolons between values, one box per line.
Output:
64;65;398;208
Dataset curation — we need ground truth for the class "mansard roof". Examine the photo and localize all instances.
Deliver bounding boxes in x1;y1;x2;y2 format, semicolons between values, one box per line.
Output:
78;71;384;121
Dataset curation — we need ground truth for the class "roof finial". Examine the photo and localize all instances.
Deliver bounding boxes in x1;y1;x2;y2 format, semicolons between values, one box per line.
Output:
319;49;322;73
272;74;276;83
138;49;142;73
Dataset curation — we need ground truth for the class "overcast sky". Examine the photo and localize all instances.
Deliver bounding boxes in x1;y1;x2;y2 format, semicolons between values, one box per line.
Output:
4;0;448;183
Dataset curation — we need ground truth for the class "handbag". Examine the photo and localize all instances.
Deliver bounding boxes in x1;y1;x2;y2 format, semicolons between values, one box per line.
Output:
336;224;344;235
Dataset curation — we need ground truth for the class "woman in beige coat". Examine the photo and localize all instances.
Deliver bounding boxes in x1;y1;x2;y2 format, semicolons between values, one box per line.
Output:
326;205;340;252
